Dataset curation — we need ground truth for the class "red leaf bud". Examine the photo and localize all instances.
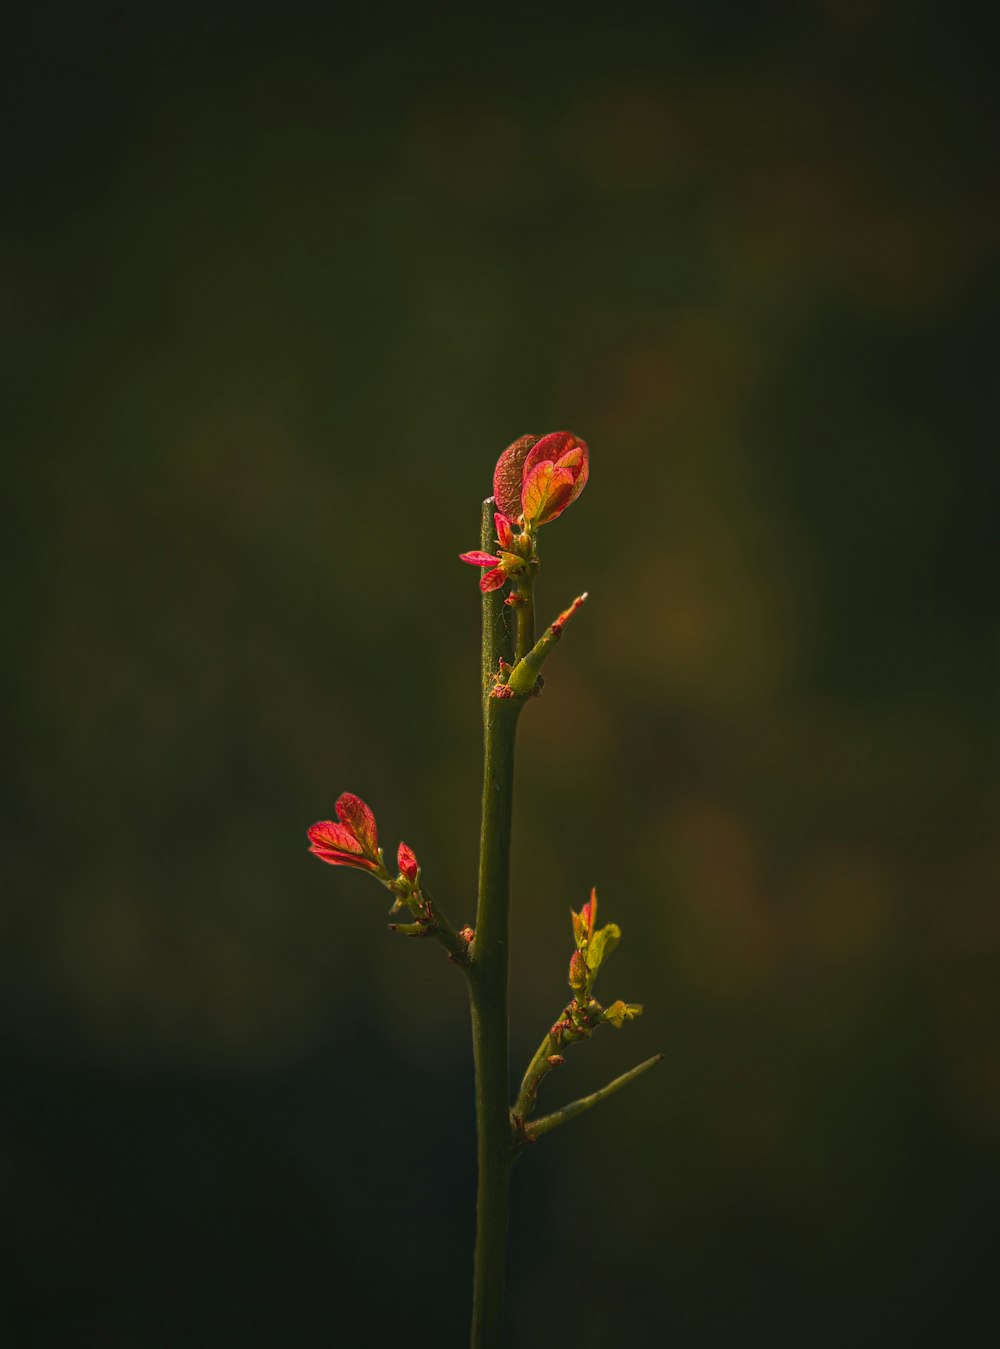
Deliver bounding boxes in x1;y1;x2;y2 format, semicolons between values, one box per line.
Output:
494;512;515;550
397;842;419;884
568;949;589;995
579;887;598;940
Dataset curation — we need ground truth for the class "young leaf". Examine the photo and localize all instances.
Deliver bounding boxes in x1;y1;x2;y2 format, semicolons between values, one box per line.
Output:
494;512;515;550
522;461;575;528
307;820;381;873
586;922;621;974
602;1000;643;1029
493;434;541;519
579;889;598;939
571;908;589;949
522;431;589;515
336;792;379;856
397;842;419;884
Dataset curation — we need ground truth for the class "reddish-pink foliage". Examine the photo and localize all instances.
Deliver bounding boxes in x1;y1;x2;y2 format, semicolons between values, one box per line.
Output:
492;434;541;519
492;430;589;526
335;792;378;854
494;512;514;550
521;432;589;526
397;842;419;884
308;792;381;871
579;888;597;940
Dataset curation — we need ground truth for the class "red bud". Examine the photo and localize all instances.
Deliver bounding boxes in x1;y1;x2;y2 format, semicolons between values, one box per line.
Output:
568;949;589;994
494;512;515;550
579;887;598;940
397;842;419;884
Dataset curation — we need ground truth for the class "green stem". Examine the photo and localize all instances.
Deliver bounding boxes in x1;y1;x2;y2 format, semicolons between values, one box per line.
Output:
512;996;643;1124
387;887;472;967
525;1054;664;1142
469;498;523;1348
506;592;587;697
512;1029;559;1122
514;571;535;662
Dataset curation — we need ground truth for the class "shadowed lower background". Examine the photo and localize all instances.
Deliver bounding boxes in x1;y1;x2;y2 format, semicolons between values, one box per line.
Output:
4;2;998;1345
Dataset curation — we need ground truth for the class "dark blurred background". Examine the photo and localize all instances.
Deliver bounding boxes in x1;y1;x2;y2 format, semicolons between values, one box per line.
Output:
4;2;998;1345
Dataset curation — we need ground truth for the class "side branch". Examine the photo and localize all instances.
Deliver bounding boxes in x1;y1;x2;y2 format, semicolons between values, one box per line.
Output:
512;1029;562;1122
388;890;473;969
522;1055;664;1143
506;593;587;696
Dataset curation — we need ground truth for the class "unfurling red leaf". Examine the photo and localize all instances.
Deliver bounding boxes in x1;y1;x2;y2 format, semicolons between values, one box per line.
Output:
492;430;589;524
522;432;589;515
580;888;598;939
397;842;419;884
460;550;502;567
335;792;379;856
310;820;359;853
522;461;575;528
493;434;541;519
570;890;598;948
586;922;621;974
494;512;515;550
307;820;381;872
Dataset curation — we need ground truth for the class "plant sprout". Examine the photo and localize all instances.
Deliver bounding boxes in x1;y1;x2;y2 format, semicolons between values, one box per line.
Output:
308;433;661;1347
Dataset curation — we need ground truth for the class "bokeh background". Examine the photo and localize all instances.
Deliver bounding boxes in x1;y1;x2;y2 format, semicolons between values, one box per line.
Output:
5;3;998;1345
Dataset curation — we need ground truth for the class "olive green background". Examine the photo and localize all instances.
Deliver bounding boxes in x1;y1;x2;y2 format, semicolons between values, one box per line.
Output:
5;3;997;1345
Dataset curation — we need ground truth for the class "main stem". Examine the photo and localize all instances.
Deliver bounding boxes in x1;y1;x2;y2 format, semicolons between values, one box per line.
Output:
469;498;523;1348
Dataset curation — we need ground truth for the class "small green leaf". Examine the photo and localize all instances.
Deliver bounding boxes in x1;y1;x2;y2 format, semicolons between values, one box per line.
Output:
602;1000;643;1028
586;922;621;974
